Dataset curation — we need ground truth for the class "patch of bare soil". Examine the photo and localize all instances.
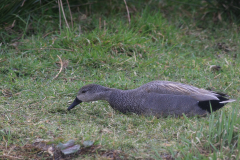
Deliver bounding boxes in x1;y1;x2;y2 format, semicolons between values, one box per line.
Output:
0;142;128;160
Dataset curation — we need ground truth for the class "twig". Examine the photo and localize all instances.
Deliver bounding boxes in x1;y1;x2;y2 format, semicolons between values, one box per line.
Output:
11;20;16;28
21;0;26;7
214;73;221;79
224;82;233;91
42;31;60;38
123;0;131;24
21;48;73;51
59;0;70;28
133;51;137;61
53;55;63;80
8;145;16;155
66;0;73;29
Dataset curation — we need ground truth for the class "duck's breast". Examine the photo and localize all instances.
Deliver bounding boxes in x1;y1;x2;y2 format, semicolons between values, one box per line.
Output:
108;90;147;114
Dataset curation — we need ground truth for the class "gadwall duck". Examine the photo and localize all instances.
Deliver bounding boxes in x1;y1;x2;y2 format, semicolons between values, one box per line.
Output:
67;81;235;117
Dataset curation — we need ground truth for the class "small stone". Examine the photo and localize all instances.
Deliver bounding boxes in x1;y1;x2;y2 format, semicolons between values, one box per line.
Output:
83;141;94;147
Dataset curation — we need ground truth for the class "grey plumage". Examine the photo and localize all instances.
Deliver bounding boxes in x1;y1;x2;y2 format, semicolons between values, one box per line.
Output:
67;81;235;117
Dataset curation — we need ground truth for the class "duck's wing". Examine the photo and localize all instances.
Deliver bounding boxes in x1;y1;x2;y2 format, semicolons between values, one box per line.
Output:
139;81;221;101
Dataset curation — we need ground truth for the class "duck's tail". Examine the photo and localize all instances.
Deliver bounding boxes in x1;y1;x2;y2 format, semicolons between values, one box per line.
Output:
198;93;235;113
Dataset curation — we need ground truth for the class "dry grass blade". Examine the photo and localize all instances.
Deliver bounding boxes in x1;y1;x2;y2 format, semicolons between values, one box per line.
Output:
66;0;73;29
59;0;69;28
42;31;60;38
123;0;131;24
53;55;63;80
21;48;73;51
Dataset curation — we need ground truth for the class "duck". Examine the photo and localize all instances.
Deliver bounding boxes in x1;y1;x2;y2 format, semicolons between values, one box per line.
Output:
67;81;235;117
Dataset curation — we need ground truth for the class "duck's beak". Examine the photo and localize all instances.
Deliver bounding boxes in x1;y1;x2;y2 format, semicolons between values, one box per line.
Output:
67;97;82;111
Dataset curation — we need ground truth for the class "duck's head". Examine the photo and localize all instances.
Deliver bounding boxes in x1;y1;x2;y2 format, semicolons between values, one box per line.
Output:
67;84;110;111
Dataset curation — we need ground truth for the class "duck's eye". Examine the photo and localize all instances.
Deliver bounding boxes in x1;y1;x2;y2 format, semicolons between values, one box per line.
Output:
82;90;87;93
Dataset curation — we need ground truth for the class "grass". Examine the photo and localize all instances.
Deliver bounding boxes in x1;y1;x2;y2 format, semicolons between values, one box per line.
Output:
0;2;240;159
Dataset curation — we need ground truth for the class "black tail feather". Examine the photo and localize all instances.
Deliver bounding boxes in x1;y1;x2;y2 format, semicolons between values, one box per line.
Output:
198;95;229;113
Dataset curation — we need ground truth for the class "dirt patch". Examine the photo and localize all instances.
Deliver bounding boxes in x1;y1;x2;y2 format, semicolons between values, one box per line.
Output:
0;142;128;160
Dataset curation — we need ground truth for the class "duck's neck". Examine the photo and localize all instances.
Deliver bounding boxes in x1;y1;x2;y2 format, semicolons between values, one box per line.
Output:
95;85;116;102
100;90;112;101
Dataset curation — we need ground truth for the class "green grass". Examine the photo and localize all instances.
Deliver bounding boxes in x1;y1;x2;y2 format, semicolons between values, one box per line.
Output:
0;3;240;159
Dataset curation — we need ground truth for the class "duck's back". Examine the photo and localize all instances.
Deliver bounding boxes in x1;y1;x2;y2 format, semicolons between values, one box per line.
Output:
138;80;220;101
